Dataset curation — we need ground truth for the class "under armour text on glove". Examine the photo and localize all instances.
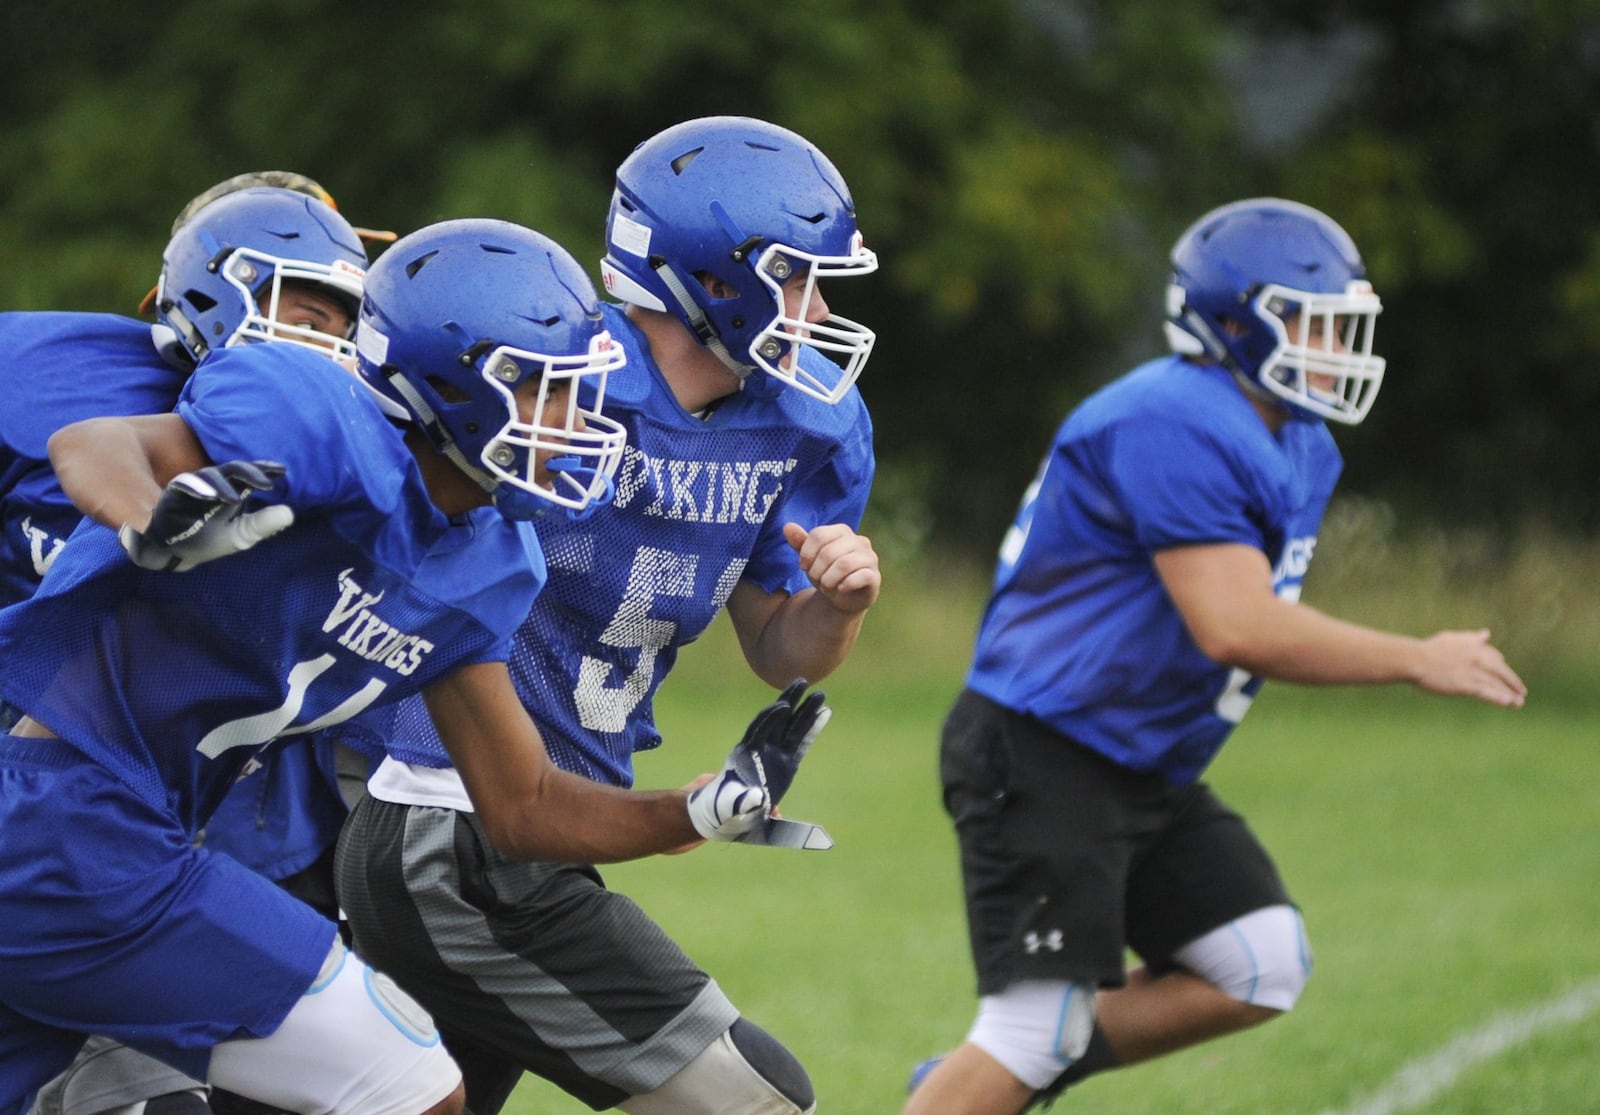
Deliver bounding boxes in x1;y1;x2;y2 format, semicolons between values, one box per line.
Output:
118;460;293;572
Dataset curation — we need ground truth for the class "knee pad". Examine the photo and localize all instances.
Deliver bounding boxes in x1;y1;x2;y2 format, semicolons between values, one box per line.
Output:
1172;904;1312;1010
208;940;461;1115
965;980;1097;1091
618;1018;814;1115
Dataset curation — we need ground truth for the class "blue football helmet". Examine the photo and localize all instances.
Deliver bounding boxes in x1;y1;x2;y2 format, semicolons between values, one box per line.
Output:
155;187;368;364
354;219;628;519
1164;197;1385;425
600;115;878;404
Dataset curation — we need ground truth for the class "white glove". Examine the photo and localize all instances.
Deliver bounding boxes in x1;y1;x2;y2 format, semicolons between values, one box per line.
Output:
119;460;294;573
686;769;770;841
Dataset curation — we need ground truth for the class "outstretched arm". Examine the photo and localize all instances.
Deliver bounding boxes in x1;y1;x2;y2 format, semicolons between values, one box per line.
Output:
48;413;209;531
727;521;881;689
426;661;701;863
50;414;293;572
1154;542;1526;707
425;665;830;863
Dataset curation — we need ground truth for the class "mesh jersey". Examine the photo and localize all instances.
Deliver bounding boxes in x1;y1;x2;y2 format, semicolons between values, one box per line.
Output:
0;343;544;832
0;312;190;608
0;312;356;880
360;301;875;786
966;355;1342;785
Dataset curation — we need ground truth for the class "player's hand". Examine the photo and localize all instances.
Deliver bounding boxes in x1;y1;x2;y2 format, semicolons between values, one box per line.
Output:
118;460;294;573
686;679;831;841
1415;629;1527;708
783;522;880;614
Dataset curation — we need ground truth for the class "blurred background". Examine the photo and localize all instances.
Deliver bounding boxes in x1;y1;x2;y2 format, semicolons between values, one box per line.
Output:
7;0;1599;550
7;5;1598;1109
5;0;1600;681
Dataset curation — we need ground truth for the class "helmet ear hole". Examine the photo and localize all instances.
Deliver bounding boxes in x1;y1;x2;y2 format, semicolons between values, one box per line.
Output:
425;375;470;405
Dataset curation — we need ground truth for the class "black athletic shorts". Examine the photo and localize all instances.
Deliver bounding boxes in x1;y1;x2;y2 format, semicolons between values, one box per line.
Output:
940;688;1293;996
334;795;739;1111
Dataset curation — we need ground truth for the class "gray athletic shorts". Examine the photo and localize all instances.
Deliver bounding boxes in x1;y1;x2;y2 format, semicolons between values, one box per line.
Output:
940;689;1294;996
30;1036;199;1115
334;795;739;1111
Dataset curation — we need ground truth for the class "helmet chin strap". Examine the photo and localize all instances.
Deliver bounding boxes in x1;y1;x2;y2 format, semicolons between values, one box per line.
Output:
1229;366;1293;417
159;301;212;362
383;369;501;496
1180;307;1295;419
650;259;755;382
149;323;197;372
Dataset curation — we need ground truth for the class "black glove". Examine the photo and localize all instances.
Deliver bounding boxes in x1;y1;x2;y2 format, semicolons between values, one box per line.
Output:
687;679;832;841
119;460;293;572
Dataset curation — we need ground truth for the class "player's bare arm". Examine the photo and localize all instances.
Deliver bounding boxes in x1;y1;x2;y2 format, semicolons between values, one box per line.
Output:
726;522;881;689
1154;542;1526;706
48;412;209;531
424;661;702;864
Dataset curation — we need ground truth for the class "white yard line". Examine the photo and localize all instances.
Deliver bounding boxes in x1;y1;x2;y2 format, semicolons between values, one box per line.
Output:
1316;976;1600;1115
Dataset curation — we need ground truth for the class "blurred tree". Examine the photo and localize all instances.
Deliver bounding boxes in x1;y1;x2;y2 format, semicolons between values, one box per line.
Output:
1;0;1596;554
1237;0;1600;534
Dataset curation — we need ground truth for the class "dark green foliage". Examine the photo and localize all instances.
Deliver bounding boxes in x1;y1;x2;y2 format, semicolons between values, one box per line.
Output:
4;0;1596;550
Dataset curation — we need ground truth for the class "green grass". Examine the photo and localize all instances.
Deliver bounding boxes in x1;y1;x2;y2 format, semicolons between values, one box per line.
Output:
502;540;1600;1113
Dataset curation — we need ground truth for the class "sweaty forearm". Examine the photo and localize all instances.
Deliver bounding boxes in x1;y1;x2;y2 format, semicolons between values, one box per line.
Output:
483;770;699;864
737;587;865;689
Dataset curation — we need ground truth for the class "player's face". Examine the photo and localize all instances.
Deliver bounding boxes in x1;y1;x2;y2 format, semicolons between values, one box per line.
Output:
258;281;356;353
1284;310;1346;394
515;377;582;487
778;268;828;371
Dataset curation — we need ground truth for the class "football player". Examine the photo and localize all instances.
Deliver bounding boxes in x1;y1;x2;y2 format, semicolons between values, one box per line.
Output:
333;117;881;1115
0;218;824;1115
5;178;374;1115
903;199;1525;1115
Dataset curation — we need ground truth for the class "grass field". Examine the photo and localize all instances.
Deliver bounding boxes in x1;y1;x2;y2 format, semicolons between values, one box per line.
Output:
502;528;1600;1114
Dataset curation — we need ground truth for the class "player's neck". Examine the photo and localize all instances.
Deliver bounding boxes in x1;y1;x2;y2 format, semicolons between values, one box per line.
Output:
626;304;744;415
407;428;489;517
1248;392;1290;433
1226;373;1291;433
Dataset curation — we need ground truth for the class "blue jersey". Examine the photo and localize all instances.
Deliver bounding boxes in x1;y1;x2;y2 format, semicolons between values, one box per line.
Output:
0;313;358;882
0;342;544;833
0;312;189;609
362;302;874;786
966;356;1341;784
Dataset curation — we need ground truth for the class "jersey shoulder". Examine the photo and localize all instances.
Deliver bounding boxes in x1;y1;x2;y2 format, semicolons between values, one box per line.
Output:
0;312;187;457
180;345;421;523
